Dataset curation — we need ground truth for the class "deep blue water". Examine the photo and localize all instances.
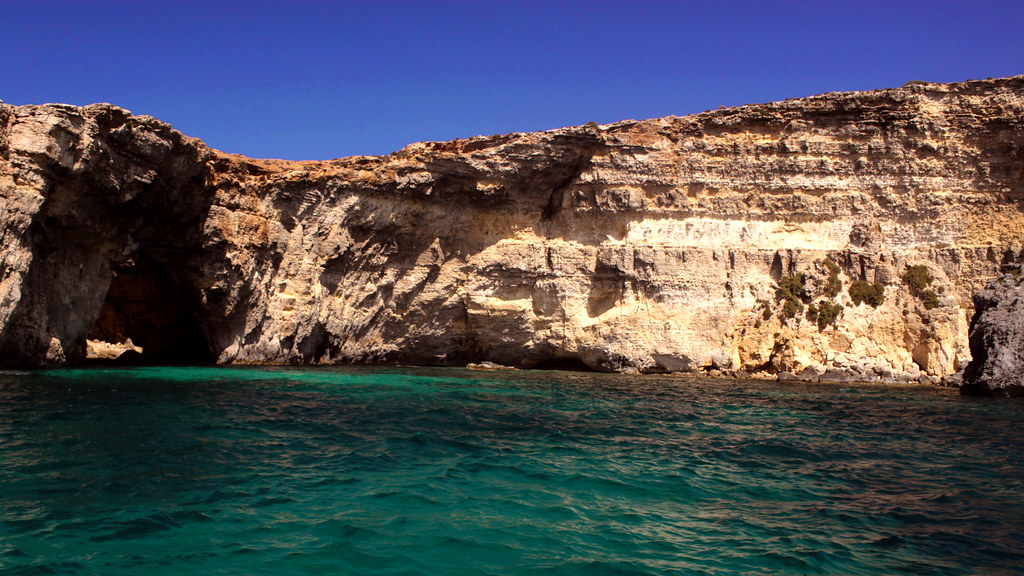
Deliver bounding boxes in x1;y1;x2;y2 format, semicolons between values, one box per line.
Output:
0;366;1021;575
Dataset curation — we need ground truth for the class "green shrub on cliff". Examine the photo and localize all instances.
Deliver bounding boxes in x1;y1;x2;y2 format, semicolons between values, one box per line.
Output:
902;264;943;309
822;258;842;298
902;265;933;295
781;299;800;320
921;289;940;310
807;300;843;330
777;273;807;320
818;301;843;328
849;280;885;307
778;273;806;300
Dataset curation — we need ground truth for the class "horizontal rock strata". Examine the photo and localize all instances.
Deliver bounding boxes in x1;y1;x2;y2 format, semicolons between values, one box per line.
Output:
2;77;1023;385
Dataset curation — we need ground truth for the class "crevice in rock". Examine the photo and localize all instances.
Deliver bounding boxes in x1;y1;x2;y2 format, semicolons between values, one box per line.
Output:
541;154;594;221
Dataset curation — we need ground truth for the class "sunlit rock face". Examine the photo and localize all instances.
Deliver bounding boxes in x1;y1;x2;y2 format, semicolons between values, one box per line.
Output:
2;77;1023;383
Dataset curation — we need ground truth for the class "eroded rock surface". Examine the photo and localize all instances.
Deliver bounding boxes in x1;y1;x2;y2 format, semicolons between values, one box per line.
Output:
961;266;1024;396
2;77;1023;383
0;103;212;365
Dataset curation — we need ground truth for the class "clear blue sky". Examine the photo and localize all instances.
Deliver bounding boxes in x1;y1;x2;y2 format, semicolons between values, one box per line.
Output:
2;1;1021;160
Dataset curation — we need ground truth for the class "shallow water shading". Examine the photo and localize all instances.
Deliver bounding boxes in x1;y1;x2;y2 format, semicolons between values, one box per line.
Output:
1;366;1021;575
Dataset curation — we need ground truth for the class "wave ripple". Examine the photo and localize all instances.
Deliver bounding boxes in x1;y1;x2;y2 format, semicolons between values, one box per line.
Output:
1;366;1021;575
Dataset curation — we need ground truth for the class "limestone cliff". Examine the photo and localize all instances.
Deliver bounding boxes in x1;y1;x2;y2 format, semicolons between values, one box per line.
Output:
1;77;1023;384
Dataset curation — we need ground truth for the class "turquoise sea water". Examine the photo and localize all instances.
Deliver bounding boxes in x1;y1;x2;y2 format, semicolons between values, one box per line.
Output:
1;366;1021;575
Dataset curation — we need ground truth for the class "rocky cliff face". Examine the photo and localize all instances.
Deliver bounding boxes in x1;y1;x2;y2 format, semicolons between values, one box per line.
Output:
0;103;213;365
2;77;1023;384
961;265;1024;396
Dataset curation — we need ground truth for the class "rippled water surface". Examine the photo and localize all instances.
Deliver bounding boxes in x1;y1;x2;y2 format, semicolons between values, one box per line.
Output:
1;366;1022;575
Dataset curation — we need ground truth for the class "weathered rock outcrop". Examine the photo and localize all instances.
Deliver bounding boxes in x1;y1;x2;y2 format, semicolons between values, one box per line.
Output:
2;77;1023;383
0;103;213;365
961;265;1024;396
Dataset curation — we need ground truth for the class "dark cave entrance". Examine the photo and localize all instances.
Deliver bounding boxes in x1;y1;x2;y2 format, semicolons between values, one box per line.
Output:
87;254;213;365
522;356;596;372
